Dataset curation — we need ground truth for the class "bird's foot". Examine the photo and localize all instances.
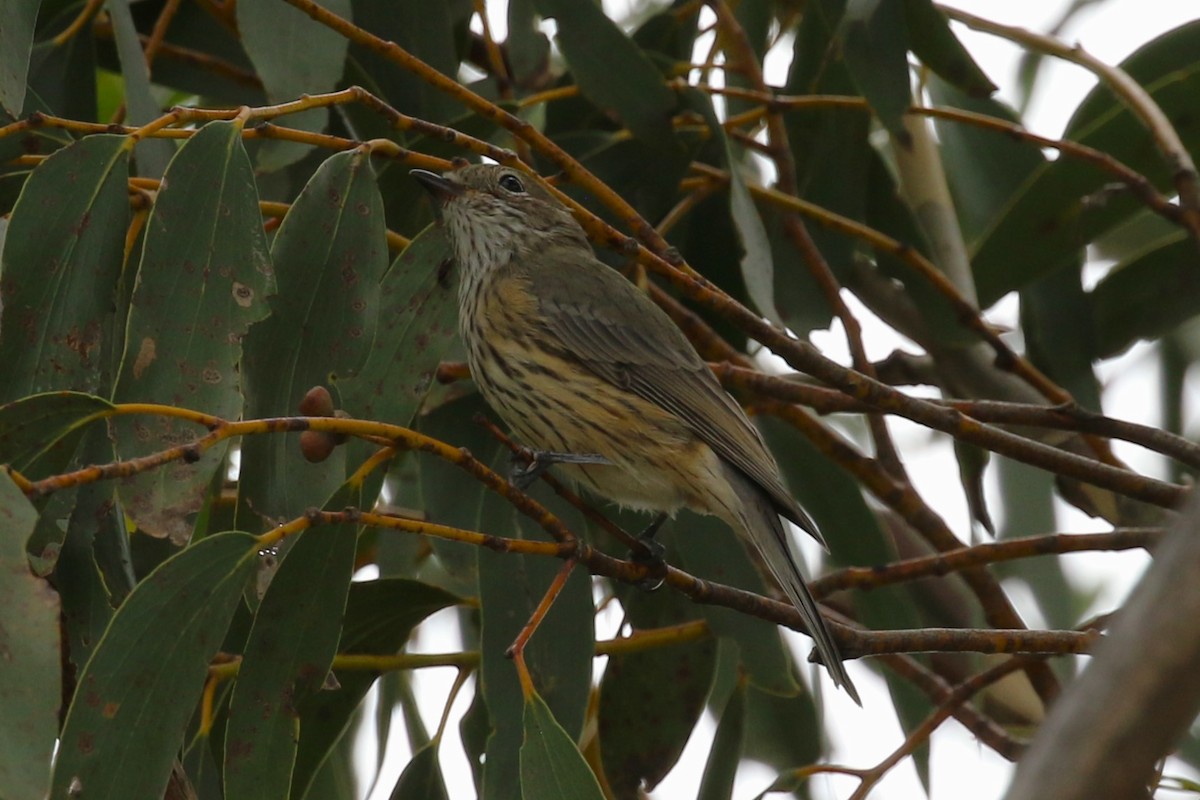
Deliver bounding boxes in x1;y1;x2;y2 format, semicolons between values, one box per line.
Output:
509;448;612;489
629;513;668;591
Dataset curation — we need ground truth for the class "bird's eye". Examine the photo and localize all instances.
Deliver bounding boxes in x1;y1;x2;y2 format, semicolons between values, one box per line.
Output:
498;173;526;194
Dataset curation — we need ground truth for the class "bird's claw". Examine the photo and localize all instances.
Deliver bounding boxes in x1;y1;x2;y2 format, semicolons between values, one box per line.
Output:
508;448;612;490
629;513;668;591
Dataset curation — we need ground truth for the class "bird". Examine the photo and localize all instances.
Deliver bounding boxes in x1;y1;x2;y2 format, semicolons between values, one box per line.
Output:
413;162;859;703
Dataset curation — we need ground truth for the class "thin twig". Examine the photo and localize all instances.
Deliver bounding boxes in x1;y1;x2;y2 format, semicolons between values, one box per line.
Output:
813;529;1164;596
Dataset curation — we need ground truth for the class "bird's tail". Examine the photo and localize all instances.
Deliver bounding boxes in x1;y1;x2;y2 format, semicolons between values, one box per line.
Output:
723;464;861;705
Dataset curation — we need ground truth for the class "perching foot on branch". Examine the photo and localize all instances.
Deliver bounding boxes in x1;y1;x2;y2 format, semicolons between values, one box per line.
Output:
509;447;612;489
629;512;668;591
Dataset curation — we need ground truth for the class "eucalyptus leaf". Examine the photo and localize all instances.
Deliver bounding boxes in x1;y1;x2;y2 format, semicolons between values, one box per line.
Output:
111;121;274;542
0;0;37;115
51;532;259;800
0;474;60;800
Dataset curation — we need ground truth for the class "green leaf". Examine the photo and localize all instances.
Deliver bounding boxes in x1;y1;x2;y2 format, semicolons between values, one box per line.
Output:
383;671;430;779
569;132;697;233
374;453;427;579
863;151;967;346
533;0;679;152
676;88;779;325
927;77;1045;246
996;457;1082;633
28;3;100;123
780;7;871;332
55;505;117;672
305;743;359;800
106;0;174;177
507;0;550;88
115;0;263;107
1021;264;1100;409
0;474;60;800
1092;206;1181;264
1068;20;1200;135
723;144;778;326
459;681;491;795
237;0;348;103
339;225;459;426
972;21;1200;305
953;439;994;535
632;1;701;65
520;691;605;800
223;523;357;798
1090;232;1196;358
697;679;745;800
837;0;913;144
478;510;594;800
0;0;37;115
902;0;995;97
669;186;752;352
0;135;130;403
673;511;798;696
290;579;461;800
237;0;349;169
111;120;274;543
56;427;133;674
348;0;462;123
389;740;450;800
0;391;112;478
413;394;504;595
743;670;821;771
240;148;387;521
599;529;717;796
50;531;259;800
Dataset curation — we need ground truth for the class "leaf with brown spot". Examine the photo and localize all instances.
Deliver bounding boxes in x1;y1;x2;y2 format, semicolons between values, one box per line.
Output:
477;506;595;800
337;224;459;426
597;558;718;795
289;578;462;800
50;531;258;799
224;500;357;799
111;121;274;542
0;135;130;403
240;148;387;522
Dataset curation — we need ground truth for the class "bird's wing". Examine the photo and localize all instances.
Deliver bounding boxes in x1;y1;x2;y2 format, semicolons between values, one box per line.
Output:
523;251;822;543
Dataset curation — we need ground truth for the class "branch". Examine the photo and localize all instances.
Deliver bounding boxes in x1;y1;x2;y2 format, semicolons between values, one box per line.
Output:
743;372;1187;509
813;529;1164;596
714;363;1200;473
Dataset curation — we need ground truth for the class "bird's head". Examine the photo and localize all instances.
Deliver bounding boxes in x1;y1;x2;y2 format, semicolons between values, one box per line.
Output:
412;163;587;279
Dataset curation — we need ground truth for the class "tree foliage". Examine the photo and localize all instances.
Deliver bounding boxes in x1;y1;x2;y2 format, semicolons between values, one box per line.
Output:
1;1;1198;798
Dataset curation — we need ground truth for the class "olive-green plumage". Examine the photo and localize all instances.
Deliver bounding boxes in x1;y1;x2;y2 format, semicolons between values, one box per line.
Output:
414;164;858;702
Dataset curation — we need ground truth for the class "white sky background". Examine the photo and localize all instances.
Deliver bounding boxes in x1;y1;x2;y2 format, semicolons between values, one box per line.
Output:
358;3;1200;799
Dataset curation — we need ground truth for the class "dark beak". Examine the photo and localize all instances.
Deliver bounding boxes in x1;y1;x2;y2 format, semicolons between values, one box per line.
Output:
411;169;463;202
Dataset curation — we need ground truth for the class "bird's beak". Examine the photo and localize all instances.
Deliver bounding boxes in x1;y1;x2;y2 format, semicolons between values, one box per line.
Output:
411;169;463;203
